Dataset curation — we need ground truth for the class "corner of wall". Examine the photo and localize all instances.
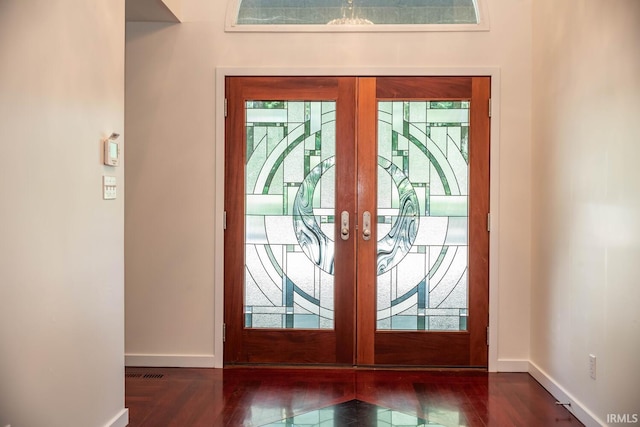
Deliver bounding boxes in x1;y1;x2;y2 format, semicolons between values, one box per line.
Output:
105;409;129;427
528;362;604;427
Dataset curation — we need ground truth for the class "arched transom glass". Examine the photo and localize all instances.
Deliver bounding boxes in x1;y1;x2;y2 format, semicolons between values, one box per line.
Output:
233;0;480;27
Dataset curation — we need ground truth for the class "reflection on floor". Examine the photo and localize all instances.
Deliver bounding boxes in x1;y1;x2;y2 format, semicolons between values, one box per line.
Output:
124;367;584;426
262;399;433;427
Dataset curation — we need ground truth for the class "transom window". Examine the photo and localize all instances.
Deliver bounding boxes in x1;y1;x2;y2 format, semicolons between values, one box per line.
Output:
227;0;487;31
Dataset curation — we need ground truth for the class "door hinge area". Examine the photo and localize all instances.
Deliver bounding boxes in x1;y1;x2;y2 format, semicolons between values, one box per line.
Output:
223;323;226;342
223;211;227;230
224;98;228;118
487;212;491;232
487;326;490;346
488;98;492;118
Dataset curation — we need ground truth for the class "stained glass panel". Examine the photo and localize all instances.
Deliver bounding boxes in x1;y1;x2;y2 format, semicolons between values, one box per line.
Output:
245;101;336;329
377;100;470;331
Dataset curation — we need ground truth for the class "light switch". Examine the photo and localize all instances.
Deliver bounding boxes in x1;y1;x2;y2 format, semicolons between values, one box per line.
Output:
103;175;116;200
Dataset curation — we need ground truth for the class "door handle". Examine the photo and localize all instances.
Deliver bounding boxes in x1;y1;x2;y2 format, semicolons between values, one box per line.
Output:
362;211;371;241
340;211;350;240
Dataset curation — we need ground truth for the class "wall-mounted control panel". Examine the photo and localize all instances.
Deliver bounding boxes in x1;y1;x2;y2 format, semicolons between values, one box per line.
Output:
103;175;117;200
103;133;120;166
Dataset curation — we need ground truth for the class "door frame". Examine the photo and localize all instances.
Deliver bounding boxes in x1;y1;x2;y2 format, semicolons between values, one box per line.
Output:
214;67;502;370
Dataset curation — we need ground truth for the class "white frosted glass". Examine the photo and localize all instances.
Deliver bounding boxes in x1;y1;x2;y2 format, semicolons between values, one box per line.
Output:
267;127;285;156
287;252;316;294
246;135;267;193
245;268;272;306
429;163;445;196
414;186;426;216
409;143;430;184
429;127;448;155
245;246;282;299
246;216;268;244
445;217;468;245
409;102;427;123
428;245;458;289
377;271;392;312
318;167;335;210
377;166;393;209
392;102;404;134
429;248;467;307
252;314;283;328
395;253;427;296
414;217;448;246
428;316;459;331
283;139;305;183
321;121;336;160
396;132;409;151
378;120;393;160
424;308;459;316
448;126;462;149
264;216;297;244
447;142;469;194
247;108;288;124
287;101;305;122
437;269;468;309
427;109;469;124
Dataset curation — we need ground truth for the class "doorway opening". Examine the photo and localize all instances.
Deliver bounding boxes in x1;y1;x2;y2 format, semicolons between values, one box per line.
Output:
224;76;490;367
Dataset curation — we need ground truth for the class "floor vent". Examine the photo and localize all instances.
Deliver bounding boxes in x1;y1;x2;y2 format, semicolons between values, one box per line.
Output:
143;373;164;379
125;373;142;378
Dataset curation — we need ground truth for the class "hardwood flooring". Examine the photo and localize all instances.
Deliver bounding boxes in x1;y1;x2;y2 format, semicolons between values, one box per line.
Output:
125;367;583;426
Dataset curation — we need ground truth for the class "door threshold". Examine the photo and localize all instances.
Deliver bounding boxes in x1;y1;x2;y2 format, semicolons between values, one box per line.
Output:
223;363;488;371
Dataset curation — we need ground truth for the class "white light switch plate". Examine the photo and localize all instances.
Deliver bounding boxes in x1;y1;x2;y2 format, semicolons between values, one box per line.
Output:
103;175;116;200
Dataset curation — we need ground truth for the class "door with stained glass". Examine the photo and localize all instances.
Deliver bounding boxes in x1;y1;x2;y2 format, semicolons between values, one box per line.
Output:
224;76;489;366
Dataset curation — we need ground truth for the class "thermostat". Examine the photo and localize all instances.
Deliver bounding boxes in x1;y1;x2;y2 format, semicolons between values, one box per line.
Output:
103;133;120;166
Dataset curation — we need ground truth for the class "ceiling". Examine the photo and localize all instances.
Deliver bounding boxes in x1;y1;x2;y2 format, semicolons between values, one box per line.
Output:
126;0;181;22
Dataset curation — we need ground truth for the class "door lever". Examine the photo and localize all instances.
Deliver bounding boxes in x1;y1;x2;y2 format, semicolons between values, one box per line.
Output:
340;211;350;240
362;211;371;241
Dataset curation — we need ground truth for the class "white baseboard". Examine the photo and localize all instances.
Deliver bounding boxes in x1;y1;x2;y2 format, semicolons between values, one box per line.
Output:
125;353;216;368
528;361;604;427
105;408;129;427
495;358;529;372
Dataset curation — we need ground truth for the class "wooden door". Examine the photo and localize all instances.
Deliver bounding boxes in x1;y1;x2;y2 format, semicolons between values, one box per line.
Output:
356;77;490;367
224;76;490;367
224;77;357;364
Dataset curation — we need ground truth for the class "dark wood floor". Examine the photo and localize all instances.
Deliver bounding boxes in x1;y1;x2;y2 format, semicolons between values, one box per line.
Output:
125;366;583;426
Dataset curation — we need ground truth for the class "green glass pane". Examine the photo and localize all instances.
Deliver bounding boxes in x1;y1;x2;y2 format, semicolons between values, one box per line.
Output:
245;101;336;329
236;0;478;25
376;100;470;331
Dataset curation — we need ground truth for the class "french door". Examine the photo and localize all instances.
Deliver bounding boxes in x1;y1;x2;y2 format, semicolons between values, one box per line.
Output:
224;76;490;367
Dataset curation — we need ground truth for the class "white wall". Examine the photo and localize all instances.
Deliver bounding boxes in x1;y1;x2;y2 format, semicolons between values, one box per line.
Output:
125;0;533;369
531;0;640;425
0;2;127;427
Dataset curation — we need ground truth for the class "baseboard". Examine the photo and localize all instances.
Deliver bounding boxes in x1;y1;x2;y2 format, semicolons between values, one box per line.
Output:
528;361;604;427
105;408;129;427
125;353;216;368
495;358;529;372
